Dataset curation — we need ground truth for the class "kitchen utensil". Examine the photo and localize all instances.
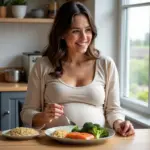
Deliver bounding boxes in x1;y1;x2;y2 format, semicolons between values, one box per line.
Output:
22;51;42;81
64;115;76;125
34;124;46;131
4;69;22;83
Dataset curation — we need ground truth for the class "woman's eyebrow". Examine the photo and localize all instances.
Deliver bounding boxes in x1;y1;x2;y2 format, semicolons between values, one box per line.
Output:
70;26;91;30
70;27;80;30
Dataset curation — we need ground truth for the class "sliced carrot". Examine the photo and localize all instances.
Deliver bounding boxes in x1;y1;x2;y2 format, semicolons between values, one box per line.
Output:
65;132;94;140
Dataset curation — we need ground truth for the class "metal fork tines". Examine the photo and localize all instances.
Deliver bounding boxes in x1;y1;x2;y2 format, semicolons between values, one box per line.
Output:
64;115;76;125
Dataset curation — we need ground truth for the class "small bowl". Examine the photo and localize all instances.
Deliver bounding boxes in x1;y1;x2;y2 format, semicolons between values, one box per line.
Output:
31;9;45;18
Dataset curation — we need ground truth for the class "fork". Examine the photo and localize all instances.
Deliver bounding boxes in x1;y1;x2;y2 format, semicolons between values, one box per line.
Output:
64;115;76;125
34;124;46;132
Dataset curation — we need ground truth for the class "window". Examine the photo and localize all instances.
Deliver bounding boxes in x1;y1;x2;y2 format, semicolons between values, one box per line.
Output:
120;0;150;114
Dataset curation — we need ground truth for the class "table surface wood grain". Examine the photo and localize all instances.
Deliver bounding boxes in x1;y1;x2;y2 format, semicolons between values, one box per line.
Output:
0;129;150;150
0;82;27;92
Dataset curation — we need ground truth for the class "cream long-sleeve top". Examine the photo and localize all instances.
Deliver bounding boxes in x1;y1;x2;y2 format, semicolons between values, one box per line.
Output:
20;55;125;128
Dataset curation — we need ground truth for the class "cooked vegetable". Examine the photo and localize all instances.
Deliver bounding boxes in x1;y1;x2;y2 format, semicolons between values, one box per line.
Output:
65;132;94;140
71;125;80;132
71;122;109;139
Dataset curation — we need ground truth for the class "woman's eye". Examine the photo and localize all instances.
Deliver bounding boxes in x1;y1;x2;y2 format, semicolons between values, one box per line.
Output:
72;30;80;33
86;28;92;32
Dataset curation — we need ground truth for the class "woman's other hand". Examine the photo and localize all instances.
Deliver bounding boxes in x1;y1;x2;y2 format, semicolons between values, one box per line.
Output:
32;103;64;127
113;120;135;137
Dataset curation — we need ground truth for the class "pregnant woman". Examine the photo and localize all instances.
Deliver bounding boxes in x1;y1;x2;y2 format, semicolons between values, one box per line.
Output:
21;1;134;137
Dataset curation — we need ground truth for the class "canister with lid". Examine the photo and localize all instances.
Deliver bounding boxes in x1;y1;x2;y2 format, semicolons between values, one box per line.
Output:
48;0;58;18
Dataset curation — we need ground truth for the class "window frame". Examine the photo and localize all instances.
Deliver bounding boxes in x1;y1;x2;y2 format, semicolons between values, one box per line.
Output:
119;0;150;115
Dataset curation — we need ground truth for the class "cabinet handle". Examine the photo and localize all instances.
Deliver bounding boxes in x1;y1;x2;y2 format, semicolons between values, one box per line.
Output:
3;111;10;116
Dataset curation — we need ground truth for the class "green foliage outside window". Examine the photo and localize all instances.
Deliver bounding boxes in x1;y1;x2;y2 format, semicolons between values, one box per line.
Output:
129;56;149;102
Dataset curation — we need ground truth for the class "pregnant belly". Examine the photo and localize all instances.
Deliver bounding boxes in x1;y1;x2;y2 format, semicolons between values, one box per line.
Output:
63;103;105;127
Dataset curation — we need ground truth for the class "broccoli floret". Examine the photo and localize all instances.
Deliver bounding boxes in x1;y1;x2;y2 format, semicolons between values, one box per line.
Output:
93;123;101;130
88;127;109;139
83;123;109;139
87;126;101;139
100;128;109;138
71;125;80;132
94;130;103;139
88;126;98;138
83;122;94;129
71;122;109;139
80;122;94;132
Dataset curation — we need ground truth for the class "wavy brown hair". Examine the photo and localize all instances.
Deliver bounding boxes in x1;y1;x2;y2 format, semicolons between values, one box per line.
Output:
43;1;99;77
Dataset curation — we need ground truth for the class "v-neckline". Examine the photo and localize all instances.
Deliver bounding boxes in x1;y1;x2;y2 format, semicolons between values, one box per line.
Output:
58;59;98;88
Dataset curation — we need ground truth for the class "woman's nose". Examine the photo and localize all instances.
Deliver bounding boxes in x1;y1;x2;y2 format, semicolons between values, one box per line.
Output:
80;31;87;40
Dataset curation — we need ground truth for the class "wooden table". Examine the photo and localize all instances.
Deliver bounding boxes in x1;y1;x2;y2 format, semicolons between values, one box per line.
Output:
0;129;150;150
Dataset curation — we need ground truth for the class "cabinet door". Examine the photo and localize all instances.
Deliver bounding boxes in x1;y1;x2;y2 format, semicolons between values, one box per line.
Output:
0;92;26;131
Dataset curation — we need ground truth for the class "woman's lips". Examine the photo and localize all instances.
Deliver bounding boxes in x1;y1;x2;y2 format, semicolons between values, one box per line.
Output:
76;42;88;47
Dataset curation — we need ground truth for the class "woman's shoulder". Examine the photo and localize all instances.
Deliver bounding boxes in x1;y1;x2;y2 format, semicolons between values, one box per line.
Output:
36;56;51;66
98;55;115;63
97;55;116;67
33;56;54;74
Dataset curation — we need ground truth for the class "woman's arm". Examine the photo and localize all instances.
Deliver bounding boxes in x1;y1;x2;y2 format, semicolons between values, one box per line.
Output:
20;58;43;127
104;57;135;136
20;58;64;128
104;57;125;128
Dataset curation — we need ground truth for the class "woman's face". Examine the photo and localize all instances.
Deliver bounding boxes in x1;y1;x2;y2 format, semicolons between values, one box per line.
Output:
63;14;93;54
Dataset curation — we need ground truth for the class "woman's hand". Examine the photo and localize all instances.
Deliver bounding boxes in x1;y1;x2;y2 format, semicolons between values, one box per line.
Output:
113;120;135;137
32;103;64;127
44;103;64;121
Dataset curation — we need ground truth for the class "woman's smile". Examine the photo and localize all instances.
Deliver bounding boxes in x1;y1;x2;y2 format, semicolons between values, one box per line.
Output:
76;42;89;47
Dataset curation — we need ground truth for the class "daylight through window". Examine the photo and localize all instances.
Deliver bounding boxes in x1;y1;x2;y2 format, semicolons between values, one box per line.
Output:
120;0;150;113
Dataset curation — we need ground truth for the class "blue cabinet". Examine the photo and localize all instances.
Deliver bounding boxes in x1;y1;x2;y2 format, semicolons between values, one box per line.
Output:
0;92;26;131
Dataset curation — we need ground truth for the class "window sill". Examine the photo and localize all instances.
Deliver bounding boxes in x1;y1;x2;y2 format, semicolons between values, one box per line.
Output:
124;108;150;128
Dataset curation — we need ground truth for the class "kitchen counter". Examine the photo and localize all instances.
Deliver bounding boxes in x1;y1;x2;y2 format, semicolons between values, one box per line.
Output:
0;129;150;150
0;82;27;92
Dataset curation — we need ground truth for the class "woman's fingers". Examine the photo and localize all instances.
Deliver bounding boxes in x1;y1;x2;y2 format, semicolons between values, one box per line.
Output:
114;120;135;137
122;121;130;132
44;103;64;120
120;121;135;136
50;107;64;114
45;105;64;114
125;123;135;136
48;103;63;109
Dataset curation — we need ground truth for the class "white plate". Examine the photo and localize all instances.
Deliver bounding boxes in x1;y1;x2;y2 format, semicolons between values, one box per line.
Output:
45;125;115;144
2;129;40;140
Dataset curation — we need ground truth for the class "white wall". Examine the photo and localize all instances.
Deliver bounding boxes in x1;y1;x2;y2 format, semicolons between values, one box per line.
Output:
0;23;51;67
94;0;119;64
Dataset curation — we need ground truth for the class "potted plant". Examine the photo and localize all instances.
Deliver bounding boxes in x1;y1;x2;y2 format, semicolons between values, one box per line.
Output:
11;0;28;18
0;0;10;18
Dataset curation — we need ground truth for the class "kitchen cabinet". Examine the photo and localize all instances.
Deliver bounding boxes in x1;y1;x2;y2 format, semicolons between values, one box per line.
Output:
0;92;26;131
